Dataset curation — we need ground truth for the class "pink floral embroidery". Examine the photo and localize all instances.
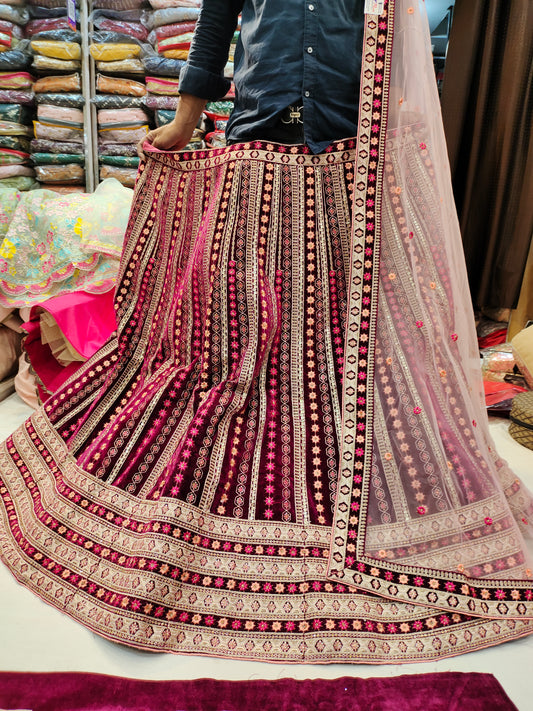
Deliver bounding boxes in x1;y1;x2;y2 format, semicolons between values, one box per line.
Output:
484;517;493;526
451;333;458;341
417;505;426;515
413;406;422;414
416;321;423;328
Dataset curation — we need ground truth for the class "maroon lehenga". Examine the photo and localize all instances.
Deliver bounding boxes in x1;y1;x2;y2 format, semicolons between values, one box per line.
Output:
1;0;533;662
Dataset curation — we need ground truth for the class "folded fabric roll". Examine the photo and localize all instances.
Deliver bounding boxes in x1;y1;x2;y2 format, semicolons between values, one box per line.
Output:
0;148;30;165
96;58;144;73
32;153;85;165
33;121;83;143
99;164;137;187
27;30;81;44
34;92;85;107
0;165;34;178
89;43;141;61
27;0;68;7
145;75;180;95
0;121;32;136
96;73;146;96
0;103;32;123
32;56;80;71
148;21;196;44
31;138;84;154
98;107;148;125
30;40;81;60
154;109;175;126
205;100;234;118
33;73;80;93
0;71;33;89
34;164;84;184
160;49;188;60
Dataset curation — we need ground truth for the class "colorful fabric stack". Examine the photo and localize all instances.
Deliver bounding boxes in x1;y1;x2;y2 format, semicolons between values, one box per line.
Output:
90;0;149;187
0;5;36;191
141;1;199;119
27;2;85;191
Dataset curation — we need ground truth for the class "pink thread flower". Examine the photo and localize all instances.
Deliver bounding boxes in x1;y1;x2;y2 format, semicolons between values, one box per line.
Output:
417;505;426;515
451;333;458;341
416;320;423;328
413;406;422;414
484;517;493;526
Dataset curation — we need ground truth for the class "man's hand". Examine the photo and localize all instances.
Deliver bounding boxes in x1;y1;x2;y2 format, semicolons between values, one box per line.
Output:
137;93;207;160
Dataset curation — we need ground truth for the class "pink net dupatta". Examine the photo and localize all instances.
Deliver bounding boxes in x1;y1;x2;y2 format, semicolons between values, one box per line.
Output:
330;0;533;614
0;0;533;664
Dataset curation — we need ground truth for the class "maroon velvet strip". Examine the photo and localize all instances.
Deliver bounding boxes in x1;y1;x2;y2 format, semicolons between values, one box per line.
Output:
0;671;518;711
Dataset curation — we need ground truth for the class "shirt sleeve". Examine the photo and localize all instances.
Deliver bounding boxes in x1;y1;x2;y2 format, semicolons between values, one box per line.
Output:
179;0;244;100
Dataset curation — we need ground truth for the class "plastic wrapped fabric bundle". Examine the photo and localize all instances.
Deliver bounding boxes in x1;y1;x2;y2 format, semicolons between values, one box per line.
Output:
33;121;83;143
0;71;33;89
154;109;174;127
0;5;29;26
92;94;144;109
31;55;81;71
98;141;137;156
26;29;81;43
30;40;81;60
99;164;136;187
31;138;84;154
93;0;145;10
0;104;32;124
34;164;84;184
157;32;193;52
37;104;84;126
147;21;196;44
140;7;200;29
97;107;148;125
27;0;69;7
89;42;141;62
100;154;139;168
96;73;146;96
91;12;148;41
25;17;71;35
0;48;32;70
0;148;30;165
142;93;178;110
0;176;37;190
0;165;34;179
145;74;179;95
32;153;85;165
34;92;85;107
98;125;148;144
142;51;184;76
0;20;24;41
205;100;234;118
0;135;30;151
33;73;80;93
147;0;201;7
0;121;32;136
95;58;144;73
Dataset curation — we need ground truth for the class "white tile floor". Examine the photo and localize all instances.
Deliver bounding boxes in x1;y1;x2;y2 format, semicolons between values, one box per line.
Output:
1;392;533;709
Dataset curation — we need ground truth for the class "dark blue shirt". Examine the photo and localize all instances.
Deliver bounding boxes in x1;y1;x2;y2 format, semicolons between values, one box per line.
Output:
179;0;365;153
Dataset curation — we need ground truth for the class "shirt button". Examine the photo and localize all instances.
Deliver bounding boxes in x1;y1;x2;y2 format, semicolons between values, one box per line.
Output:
307;46;313;53
304;91;310;98
308;3;314;9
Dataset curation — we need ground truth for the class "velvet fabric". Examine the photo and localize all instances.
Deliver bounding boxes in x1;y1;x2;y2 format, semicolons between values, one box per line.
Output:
0;672;519;711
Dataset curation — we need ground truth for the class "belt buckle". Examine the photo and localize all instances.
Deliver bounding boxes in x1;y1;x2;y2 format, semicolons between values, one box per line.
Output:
281;104;303;125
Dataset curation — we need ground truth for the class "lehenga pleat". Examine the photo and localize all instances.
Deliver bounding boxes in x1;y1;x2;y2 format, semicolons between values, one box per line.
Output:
1;0;533;663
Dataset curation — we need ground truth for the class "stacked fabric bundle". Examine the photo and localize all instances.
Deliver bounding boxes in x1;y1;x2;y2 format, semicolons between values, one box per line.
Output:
90;0;149;187
141;1;199;123
27;3;86;191
0;4;36;191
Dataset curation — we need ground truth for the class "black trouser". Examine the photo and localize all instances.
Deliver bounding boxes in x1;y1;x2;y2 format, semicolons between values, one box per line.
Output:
228;104;305;145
